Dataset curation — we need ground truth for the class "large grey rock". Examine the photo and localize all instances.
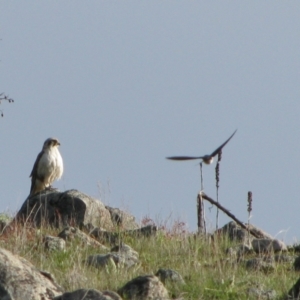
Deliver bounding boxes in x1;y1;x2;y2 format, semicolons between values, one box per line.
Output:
245;257;275;272
226;243;253;258
58;226;108;250
155;269;185;285
90;227;120;244
251;238;287;253
247;287;277;299
44;235;66;251
105;206;139;229
219;221;273;242
86;251;139;270
15;189;113;230
86;254;118;270
90;225;157;245
110;243;140;269
54;289;122;300
118;275;169;300
0;247;63;299
220;221;250;242
275;254;295;264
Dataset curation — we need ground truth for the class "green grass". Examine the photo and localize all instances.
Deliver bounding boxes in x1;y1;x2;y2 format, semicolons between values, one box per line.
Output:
0;221;298;299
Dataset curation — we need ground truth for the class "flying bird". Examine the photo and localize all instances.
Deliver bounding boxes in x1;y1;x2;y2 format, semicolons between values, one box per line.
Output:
29;137;63;197
166;129;237;165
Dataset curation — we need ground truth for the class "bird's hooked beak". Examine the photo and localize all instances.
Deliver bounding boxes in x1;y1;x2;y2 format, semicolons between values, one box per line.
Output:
54;140;61;146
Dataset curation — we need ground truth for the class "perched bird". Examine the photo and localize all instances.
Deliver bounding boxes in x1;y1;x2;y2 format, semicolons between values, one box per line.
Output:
29;138;63;197
166;129;237;165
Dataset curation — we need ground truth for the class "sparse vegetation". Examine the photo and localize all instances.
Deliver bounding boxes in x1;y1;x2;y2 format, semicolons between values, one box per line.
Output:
0;218;298;299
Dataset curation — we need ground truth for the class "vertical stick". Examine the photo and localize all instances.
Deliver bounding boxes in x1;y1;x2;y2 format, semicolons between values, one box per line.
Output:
197;162;206;234
200;162;204;191
215;151;222;230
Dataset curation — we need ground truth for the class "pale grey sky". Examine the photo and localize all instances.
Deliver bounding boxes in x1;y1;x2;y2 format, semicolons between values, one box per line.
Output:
1;2;300;243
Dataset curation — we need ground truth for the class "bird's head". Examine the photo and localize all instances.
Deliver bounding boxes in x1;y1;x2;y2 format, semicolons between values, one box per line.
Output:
43;138;61;150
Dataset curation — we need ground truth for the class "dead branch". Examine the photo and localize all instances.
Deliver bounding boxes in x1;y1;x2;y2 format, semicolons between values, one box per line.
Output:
200;191;260;238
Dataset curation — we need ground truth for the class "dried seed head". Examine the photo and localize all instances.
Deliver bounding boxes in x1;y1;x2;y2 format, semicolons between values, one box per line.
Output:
247;191;252;213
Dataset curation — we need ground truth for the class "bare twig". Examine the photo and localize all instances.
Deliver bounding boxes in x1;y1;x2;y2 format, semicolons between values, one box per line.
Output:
0;93;14;117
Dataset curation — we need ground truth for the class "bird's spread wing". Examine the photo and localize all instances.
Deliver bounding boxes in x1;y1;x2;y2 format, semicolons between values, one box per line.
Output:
209;129;237;157
166;156;204;161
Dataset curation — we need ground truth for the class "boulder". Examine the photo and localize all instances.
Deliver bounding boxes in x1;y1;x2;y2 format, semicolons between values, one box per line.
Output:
85;243;139;271
118;275;169;300
251;238;287;253
0;247;63;299
245;257;275;272
15;189;113;230
44;235;66;251
226;243;253;258
105;206;139;229
85;254;118;271
247;287;277;299
90;225;157;245
110;243;140;269
219;221;273;242
58;226;108;250
155;269;185;285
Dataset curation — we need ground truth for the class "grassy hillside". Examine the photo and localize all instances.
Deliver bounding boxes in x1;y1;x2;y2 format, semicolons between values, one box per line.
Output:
0;219;297;300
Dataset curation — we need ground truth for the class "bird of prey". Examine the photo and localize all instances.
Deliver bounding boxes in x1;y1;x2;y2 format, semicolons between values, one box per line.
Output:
29;137;63;197
166;129;237;165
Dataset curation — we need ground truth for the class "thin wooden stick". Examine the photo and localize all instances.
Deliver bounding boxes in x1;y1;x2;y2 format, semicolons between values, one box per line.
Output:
197;193;206;234
200;162;203;190
197;163;206;234
215;151;222;229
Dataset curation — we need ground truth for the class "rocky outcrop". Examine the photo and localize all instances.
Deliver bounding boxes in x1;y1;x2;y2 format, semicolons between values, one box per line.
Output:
0;247;63;299
251;238;287;253
247;287;277;299
219;221;273;242
155;269;185;285
58;226;108;250
43;235;66;251
245;257;275;272
15;190;142;233
105;206;139;229
86;243;139;270
226;238;287;258
110;243;140;269
16;189;113;229
118;275;169;300
90;225;157;245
